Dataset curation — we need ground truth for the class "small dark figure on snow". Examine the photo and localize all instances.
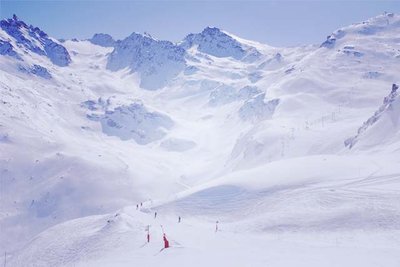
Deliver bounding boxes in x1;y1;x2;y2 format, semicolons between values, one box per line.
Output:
178;216;181;223
140;202;143;207
154;212;157;219
146;225;150;243
392;83;399;93
136;204;139;210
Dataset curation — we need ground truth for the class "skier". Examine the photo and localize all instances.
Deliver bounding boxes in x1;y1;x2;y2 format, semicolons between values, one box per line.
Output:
215;220;219;232
136;204;139;210
154;212;157;219
178;216;181;223
163;233;170;248
140;202;143;207
146;225;150;243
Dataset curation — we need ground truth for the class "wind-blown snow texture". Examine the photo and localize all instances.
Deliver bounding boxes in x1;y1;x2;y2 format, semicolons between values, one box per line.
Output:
1;12;400;267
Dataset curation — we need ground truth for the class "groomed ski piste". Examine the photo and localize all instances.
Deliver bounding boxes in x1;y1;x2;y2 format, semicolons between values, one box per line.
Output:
1;12;400;266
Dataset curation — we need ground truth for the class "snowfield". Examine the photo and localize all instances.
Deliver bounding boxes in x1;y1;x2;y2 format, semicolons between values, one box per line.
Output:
1;13;400;266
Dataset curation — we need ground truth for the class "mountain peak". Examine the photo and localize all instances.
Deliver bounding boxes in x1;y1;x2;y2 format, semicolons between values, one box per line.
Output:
143;31;154;39
201;26;224;35
126;31;164;43
320;12;400;48
89;33;115;47
180;26;260;61
106;31;186;90
0;15;71;66
1;14;47;39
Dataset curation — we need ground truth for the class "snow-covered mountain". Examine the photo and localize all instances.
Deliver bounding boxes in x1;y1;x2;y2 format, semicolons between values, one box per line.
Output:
1;12;400;267
107;32;186;90
0;15;71;66
180;27;262;61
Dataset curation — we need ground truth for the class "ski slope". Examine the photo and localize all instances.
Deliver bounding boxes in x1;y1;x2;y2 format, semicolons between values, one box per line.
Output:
1;12;400;266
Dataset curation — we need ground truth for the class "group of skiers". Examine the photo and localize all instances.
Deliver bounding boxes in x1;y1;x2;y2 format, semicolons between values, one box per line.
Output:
145;220;220;250
135;202;182;223
136;201;219;250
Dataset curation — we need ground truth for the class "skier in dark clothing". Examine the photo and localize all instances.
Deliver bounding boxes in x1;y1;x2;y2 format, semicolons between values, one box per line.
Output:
154;212;157;219
178;216;181;223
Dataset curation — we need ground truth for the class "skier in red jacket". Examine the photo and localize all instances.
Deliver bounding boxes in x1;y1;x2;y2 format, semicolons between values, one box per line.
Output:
163;233;170;248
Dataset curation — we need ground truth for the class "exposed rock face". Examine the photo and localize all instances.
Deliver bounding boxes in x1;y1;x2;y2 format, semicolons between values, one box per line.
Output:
84;101;174;145
0;40;20;58
345;84;400;149
106;33;186;90
0;15;71;66
89;33;116;47
239;93;280;121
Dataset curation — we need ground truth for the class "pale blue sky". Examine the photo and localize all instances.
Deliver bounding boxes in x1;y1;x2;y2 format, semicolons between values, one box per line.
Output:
1;1;399;46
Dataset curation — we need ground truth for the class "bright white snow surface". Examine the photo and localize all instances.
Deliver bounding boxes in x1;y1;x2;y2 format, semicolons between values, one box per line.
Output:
1;12;400;267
